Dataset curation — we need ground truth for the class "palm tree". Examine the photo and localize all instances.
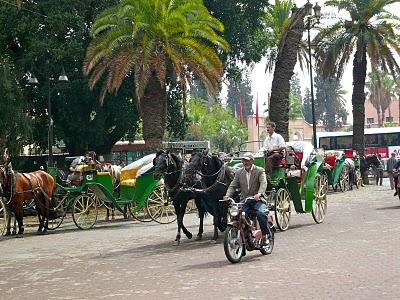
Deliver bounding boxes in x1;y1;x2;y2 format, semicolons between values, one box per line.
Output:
314;0;400;156
268;5;308;140
83;0;228;150
366;71;396;127
264;0;309;73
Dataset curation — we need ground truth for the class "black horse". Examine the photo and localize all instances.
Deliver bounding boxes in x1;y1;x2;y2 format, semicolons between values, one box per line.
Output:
184;151;235;242
153;150;206;245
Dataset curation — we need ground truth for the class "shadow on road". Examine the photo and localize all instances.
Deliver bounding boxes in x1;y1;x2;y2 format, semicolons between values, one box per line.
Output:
376;205;400;210
178;254;264;271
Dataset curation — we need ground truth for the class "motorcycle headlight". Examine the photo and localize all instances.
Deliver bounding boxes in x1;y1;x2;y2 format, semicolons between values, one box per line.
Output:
229;205;239;217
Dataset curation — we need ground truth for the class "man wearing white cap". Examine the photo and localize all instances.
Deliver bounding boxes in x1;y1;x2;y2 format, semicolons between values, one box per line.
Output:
224;152;271;245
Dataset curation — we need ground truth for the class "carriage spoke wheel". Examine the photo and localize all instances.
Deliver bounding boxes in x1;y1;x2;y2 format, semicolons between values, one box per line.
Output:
47;188;68;231
355;170;363;189
72;194;98;230
312;174;328;224
0;198;7;236
128;203;152;222
274;188;291;231
146;184;177;224
339;166;349;192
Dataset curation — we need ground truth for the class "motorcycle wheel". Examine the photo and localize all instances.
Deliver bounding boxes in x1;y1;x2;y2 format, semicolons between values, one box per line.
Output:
260;228;274;255
223;226;244;263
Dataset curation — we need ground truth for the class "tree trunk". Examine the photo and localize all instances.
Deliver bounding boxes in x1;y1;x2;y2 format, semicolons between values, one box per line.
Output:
269;8;306;140
381;109;386;126
376;106;381;127
351;43;367;181
142;73;167;151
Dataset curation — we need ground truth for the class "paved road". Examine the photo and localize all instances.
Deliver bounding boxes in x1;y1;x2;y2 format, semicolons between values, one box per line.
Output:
0;181;399;300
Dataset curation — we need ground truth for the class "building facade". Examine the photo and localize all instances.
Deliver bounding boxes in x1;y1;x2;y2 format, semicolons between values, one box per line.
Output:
365;98;399;127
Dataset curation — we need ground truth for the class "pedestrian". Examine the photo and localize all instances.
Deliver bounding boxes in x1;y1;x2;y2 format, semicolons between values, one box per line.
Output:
376;154;384;186
386;153;397;189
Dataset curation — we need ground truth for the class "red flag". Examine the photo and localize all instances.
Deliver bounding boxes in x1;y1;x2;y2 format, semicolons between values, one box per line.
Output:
256;93;259;126
239;95;243;124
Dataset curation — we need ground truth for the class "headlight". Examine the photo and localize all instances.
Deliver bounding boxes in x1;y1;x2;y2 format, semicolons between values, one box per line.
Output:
229;205;239;217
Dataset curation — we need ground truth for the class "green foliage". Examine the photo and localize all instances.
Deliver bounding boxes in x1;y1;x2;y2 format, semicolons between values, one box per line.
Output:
314;75;348;131
0;0;140;155
0;56;32;157
186;98;247;152
264;0;293;72
226;69;254;124
84;0;228;149
289;74;303;120
166;84;190;141
204;0;270;68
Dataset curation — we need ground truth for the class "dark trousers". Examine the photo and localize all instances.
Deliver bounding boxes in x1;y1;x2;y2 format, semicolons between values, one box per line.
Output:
376;169;383;185
265;153;283;177
243;200;271;236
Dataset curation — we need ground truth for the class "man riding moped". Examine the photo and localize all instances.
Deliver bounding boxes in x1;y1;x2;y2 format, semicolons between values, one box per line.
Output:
223;152;272;246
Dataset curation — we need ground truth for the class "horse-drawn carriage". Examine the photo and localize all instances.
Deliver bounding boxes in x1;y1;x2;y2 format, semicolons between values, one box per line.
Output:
226;141;328;231
46;153;176;230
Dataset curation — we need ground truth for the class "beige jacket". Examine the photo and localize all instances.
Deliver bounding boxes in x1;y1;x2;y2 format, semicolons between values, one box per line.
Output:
226;165;267;199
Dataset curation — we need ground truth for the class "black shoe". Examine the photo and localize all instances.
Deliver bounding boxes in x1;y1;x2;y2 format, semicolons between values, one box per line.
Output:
394;191;398;196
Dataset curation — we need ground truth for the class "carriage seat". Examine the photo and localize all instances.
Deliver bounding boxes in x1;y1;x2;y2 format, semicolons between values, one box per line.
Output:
71;164;91;173
323;156;336;169
120;179;136;187
294;151;303;162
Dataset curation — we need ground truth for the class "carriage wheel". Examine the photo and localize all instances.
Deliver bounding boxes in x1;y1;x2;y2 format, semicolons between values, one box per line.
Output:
146;184;177;224
355;170;363;189
128;203;152;222
0;198;7;236
47;198;65;231
338;166;349;192
274;188;291;231
185;199;196;214
72;194;98;230
312;174;328;224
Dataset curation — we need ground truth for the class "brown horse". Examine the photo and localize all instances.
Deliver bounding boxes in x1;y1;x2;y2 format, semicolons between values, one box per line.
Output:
0;164;55;235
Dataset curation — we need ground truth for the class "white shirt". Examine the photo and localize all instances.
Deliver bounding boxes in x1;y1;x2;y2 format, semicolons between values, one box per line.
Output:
286;141;314;170
263;132;285;149
245;165;254;190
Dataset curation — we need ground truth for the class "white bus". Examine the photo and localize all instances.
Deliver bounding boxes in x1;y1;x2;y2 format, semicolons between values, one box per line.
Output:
316;127;400;159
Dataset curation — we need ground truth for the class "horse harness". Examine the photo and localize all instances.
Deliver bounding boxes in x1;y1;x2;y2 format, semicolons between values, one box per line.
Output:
1;168;51;205
194;155;229;193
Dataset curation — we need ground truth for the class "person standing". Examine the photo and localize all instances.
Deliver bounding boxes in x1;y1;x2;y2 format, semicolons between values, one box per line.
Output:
386;153;397;190
376;154;384;186
262;121;285;177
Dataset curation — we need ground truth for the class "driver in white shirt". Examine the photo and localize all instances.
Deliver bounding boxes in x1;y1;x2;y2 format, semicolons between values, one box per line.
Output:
261;122;286;177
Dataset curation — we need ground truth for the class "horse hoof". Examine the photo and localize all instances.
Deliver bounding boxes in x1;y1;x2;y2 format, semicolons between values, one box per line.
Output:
42;230;48;235
186;232;193;239
5;232;11;236
16;234;24;238
195;235;202;241
210;239;217;244
173;240;180;246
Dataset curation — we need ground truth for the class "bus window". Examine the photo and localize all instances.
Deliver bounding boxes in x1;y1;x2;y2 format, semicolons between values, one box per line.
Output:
336;136;352;149
365;134;379;147
381;133;400;146
319;137;331;150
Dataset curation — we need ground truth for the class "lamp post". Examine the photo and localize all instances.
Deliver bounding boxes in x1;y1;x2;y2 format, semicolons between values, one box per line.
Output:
304;0;321;147
28;60;68;166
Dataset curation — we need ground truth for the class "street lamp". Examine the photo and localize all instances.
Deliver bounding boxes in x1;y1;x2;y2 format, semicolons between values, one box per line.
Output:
304;0;321;147
27;61;69;166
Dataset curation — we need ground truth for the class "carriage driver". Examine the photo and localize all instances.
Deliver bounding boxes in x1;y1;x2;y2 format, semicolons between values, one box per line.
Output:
223;152;271;246
260;122;286;178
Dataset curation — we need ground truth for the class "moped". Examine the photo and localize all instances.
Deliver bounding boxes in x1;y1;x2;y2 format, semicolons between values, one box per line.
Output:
221;197;274;263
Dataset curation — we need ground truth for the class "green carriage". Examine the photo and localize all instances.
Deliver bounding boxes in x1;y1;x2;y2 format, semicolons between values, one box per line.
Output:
47;154;176;230
226;142;328;231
